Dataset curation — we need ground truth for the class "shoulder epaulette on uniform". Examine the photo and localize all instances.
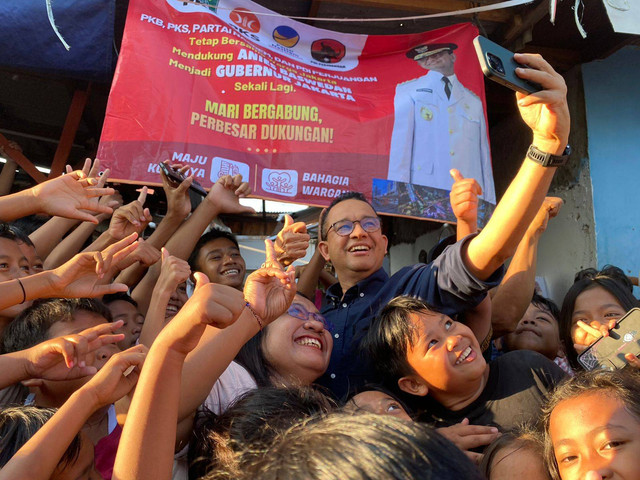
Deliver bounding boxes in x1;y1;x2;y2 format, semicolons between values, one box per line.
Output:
397;76;422;86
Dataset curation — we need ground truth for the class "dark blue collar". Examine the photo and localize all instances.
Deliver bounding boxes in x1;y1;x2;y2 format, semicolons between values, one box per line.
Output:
325;267;389;304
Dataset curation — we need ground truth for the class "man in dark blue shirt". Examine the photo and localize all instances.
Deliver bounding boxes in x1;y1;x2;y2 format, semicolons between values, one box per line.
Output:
315;53;571;398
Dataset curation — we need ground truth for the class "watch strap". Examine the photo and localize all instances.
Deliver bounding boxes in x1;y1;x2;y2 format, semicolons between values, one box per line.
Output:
526;144;570;167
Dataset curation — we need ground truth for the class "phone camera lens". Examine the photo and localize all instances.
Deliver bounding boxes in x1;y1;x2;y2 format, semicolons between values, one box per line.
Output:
487;53;505;75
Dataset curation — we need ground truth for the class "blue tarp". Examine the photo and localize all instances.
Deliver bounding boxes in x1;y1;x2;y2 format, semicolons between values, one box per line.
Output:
0;0;117;82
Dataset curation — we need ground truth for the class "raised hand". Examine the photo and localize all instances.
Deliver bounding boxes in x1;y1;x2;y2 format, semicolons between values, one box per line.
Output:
156;248;191;294
98;186;124;223
108;187;153;240
206;174;255;215
155;272;245;356
30;170;115;223
514;53;570;155
243;239;296;324
85;164;116;223
449;169;481;225
82;345;147;408
47;233;139;298
117;238;162;270
65;157;99;178
528;196;563;237
274;214;310;266
22;321;125;381
160;160;193;219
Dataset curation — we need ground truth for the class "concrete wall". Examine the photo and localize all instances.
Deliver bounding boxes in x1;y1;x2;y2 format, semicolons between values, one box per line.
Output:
582;46;640;292
388;225;451;273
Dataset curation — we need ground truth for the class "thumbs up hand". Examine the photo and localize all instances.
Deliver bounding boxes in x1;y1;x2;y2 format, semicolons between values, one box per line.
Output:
274;214;310;266
449;169;482;228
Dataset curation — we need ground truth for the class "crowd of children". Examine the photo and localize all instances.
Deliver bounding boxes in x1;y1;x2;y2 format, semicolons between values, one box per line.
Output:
0;53;638;480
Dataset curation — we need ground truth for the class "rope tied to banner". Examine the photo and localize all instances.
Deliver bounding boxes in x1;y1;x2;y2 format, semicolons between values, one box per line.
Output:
46;0;70;51
179;0;534;22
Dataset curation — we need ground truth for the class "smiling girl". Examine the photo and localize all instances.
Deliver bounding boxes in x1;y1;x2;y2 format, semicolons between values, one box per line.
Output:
559;266;640;370
544;369;640;480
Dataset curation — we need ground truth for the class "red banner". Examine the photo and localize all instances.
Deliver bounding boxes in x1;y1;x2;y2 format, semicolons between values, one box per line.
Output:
98;0;496;222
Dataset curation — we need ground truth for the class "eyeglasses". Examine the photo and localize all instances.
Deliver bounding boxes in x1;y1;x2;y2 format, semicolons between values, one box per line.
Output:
287;303;334;332
327;216;381;237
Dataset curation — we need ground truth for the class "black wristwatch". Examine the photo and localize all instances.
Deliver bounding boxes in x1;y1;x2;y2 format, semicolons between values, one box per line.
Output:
526;144;571;167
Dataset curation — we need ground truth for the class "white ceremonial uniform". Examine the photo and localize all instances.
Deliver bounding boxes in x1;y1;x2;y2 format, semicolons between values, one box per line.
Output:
387;71;496;204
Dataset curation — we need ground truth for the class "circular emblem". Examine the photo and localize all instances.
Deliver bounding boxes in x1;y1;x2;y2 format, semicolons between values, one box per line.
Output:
310;39;346;64
273;25;299;48
420;106;433;121
229;8;260;33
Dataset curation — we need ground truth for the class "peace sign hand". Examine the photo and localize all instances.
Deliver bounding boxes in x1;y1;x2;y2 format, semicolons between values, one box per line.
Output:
243;239;296;325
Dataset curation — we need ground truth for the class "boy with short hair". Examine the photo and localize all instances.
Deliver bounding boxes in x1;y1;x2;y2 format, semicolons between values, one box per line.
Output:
364;295;566;431
502;293;573;375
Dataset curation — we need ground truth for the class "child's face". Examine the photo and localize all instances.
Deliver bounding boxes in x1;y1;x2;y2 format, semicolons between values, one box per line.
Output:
165;282;188;320
571;287;626;344
17;241;43;275
0;238;32;321
549;391;640;480
489;445;549;480
504;303;561;360
107;300;144;349
51;432;101;480
195;237;246;290
403;310;486;396
350;390;412;421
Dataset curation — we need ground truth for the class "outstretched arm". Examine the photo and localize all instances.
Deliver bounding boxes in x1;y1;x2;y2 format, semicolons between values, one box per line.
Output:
113;242;295;480
0;322;125;389
491;197;563;336
464;54;570;280
34;160;120;261
0;170;115;223
113;274;248;480
138;249;191;347
0;233;139;311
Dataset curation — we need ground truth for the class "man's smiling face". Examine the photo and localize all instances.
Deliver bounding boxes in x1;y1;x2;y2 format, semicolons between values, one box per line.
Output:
319;199;388;284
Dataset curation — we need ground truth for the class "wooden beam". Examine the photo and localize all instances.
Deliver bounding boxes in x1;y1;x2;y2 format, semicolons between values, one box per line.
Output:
306;0;322;26
311;0;515;23
308;0;322;18
0;133;47;184
50;86;90;178
502;0;549;48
